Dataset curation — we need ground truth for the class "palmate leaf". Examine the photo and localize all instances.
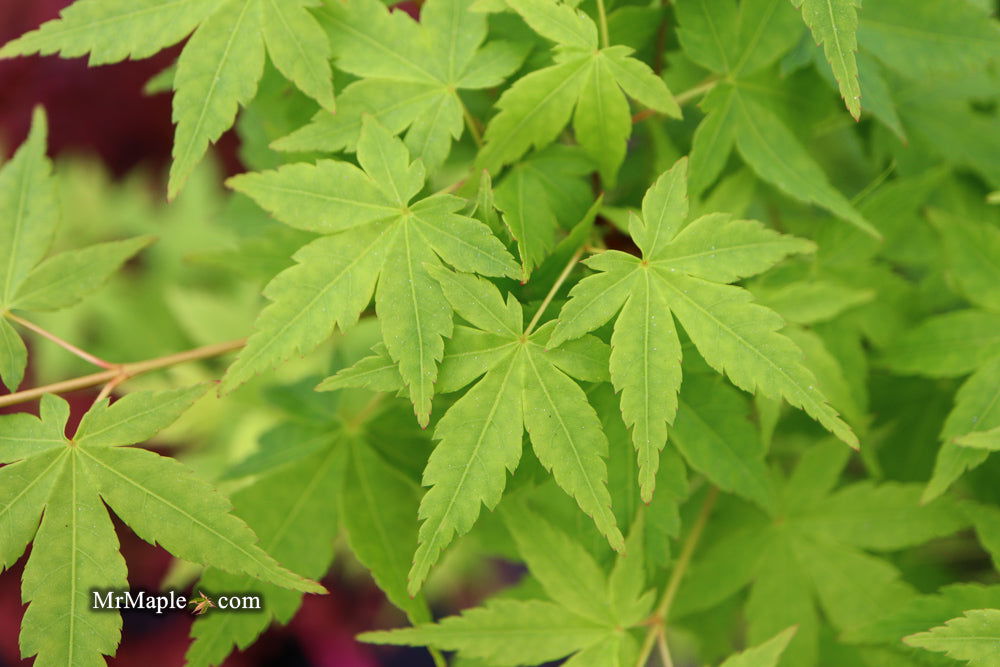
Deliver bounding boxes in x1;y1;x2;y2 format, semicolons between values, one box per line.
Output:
549;158;853;502
0;389;322;667
904;609;1000;666
0;0;336;198
222;116;518;425
675;443;966;666
328;265;624;593
476;0;680;185
790;0;861;119
364;505;642;665
189;373;434;667
274;0;525;171
186;445;342;667
0;108;152;391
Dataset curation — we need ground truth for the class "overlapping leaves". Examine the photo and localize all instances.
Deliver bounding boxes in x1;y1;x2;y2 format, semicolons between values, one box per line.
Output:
477;0;680;185
550;157;855;501
274;0;525;172
222;116;518;425
0;388;323;667
0;108;151;392
0;0;337;198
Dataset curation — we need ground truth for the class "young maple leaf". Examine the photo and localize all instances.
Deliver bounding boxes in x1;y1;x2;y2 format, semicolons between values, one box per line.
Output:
0;0;337;198
189;591;216;615
0;108;152;392
320;263;626;593
274;0;526;172
221;116;519;426
476;0;681;185
0;387;323;667
548;158;856;502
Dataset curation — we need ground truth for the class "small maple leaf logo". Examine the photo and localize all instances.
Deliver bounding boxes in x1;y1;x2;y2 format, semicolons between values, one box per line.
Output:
189;591;215;615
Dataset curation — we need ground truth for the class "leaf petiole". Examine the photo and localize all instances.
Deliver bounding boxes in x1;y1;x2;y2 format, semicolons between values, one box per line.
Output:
6;312;116;369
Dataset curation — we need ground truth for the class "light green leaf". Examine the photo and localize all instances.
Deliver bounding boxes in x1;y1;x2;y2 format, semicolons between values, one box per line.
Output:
169;0;265;199
658;213;816;284
12;236;153;311
82;446;324;593
634;157;688;259
0;0;222;64
790;0;861;118
505;0;598;49
343;437;431;621
361;599;608;666
0;107;56;309
502;502;614;622
0;449;63;571
221;225;389;392
663;275;856;447
73;386;208;448
720;626;798;667
609;270;682;501
731;89;879;238
408;349;522;594
20;453;127;667
227;160;397;234
522;345;625;552
0;316;26;392
572;54;631;185
672;374;775;510
602;46;680;117
186;446;342;667
477;55;592;172
956;427;1000;451
904;609;1000;666
0;394;69;463
261;0;335;112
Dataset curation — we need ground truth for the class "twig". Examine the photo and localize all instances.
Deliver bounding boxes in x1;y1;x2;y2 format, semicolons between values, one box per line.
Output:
0;338;246;408
6;313;115;369
635;486;719;667
524;247;584;336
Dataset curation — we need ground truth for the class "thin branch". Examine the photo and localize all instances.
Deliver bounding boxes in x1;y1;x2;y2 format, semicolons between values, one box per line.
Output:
656;631;674;667
635;486;719;667
6;313;115;369
0;338;246;408
524;247;584;336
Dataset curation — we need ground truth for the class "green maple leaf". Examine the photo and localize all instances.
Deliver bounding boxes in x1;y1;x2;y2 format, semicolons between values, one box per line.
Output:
673;443;967;666
273;0;526;172
790;0;862;120
0;108;152;391
0;0;337;198
476;0;680;185
904;609;1000;666
548;158;854;502
720;626;797;667
362;503;649;665
187;372;434;666
322;262;626;592
0;387;323;667
221;116;518;425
